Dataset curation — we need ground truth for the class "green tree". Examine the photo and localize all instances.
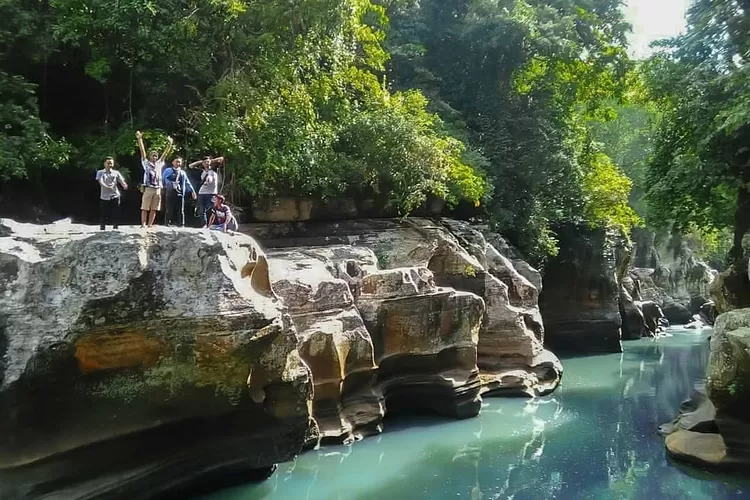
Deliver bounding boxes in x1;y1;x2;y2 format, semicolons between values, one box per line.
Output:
383;0;637;263
644;0;750;262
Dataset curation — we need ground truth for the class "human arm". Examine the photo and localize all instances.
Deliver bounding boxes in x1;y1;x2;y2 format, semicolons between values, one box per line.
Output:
96;171;108;188
184;174;197;199
117;172;128;190
208;212;216;227
222;206;232;232
211;156;224;165
135;130;147;159
187;159;203;169
159;136;174;163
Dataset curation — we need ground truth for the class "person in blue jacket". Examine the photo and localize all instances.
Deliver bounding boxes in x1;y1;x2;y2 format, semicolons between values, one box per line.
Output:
162;157;197;227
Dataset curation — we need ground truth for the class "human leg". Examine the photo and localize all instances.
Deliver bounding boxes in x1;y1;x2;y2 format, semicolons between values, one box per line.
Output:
164;190;176;226
141;188;155;227
100;199;108;230
147;189;162;227
178;195;186;227
199;194;213;227
112;198;121;229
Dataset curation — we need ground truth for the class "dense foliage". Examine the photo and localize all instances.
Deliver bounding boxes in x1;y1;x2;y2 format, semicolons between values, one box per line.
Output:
383;0;640;261
643;0;750;262
14;0;742;264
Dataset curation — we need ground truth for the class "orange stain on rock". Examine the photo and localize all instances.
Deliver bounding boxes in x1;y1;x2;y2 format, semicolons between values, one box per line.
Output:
75;332;162;374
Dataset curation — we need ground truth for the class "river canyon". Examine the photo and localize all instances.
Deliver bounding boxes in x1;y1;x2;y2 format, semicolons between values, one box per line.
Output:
1;217;748;499
203;329;750;500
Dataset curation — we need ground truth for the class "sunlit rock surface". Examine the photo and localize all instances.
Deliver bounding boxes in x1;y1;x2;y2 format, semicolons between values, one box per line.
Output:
661;309;750;472
244;218;562;399
0;219;313;498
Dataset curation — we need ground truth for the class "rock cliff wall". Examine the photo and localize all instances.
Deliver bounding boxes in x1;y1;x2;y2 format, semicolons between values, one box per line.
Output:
0;219;313;499
0;217;563;497
267;245;484;445
630;231;717;326
245;218;563;402
539;226;626;353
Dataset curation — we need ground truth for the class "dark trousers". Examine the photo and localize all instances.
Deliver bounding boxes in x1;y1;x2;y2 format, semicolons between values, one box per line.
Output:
198;193;214;226
164;189;187;227
100;198;121;229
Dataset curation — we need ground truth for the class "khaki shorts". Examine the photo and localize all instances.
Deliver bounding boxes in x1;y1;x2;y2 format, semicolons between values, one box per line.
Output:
141;187;162;211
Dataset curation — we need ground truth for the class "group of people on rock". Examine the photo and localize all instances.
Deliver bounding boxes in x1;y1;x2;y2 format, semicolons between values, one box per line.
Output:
95;131;237;233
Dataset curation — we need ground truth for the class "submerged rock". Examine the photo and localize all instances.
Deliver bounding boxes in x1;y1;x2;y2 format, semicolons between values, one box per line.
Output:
661;309;750;472
0;219;313;498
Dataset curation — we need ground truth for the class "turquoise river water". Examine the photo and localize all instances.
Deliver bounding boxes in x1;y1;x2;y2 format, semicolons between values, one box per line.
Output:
204;329;750;500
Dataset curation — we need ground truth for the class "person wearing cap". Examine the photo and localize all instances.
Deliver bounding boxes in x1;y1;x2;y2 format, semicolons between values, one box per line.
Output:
188;155;224;228
95;156;128;230
136;130;173;228
207;195;237;233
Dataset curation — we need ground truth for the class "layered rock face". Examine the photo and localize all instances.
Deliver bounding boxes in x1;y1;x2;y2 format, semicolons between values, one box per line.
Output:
245;218;562;400
539;226;626;353
0;220;313;499
661;309;750;472
630;232;717;326
620;274;667;339
711;236;750;314
267;245;484;444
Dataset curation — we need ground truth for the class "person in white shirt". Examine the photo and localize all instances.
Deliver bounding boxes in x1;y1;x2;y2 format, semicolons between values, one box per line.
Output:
136;130;173;228
95;156;128;230
188;155;224;228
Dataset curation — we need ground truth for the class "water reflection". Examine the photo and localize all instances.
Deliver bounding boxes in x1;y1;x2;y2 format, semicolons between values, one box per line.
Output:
204;330;749;500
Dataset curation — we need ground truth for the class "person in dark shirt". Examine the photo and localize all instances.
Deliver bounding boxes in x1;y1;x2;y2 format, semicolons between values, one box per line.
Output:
162;157;197;227
207;195;237;233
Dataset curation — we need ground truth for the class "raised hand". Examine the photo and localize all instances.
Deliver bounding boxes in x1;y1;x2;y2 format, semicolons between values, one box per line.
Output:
135;130;143;139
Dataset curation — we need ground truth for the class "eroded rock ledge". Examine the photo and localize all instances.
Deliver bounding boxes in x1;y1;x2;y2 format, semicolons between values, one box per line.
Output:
0;217;562;497
245;218;563;405
0;219;313;499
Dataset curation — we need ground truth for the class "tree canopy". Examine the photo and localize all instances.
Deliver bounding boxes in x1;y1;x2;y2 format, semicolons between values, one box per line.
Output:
7;0;743;265
643;0;750;261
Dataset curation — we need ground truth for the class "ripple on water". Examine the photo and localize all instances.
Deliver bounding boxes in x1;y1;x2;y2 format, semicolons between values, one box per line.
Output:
202;328;750;500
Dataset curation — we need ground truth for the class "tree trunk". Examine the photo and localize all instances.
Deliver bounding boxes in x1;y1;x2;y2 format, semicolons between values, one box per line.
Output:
730;181;750;264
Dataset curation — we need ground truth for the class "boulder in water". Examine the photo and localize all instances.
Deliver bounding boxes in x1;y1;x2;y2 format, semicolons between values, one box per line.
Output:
661;309;750;473
662;300;693;325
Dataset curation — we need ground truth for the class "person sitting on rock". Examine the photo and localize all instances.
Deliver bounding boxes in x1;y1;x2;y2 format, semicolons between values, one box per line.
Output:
136;130;173;228
95;156;128;230
207;195;237;233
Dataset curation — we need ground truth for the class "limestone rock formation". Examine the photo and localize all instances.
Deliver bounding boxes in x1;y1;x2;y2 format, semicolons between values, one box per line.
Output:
0;219;313;499
267;246;486;444
661;309;750;472
539;226;625;353
629;232;717;325
711;251;750;314
244;218;563;398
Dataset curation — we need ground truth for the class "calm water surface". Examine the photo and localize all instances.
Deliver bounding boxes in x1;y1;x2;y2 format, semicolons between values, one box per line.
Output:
205;329;750;500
